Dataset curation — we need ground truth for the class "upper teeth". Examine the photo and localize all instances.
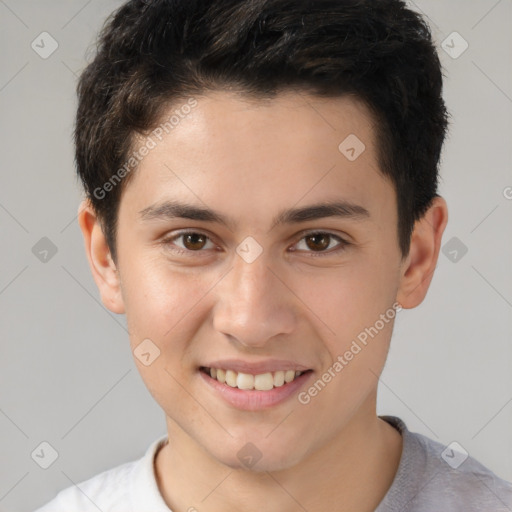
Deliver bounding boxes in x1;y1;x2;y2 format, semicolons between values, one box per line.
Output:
207;368;304;391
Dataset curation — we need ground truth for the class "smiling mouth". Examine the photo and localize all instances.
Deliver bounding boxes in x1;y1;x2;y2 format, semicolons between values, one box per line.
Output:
199;366;313;391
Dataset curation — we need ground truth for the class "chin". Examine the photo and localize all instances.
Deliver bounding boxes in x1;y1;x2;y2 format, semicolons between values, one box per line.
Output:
207;437;309;473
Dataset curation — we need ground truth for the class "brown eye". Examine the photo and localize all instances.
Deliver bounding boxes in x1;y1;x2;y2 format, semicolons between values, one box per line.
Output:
304;233;330;251
182;233;208;250
163;231;215;255
293;231;349;256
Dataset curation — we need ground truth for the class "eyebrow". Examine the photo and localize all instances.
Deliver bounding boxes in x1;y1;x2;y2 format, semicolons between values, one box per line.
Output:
139;199;370;231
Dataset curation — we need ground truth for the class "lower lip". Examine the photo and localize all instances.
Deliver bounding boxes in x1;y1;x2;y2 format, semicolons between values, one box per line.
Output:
199;370;313;411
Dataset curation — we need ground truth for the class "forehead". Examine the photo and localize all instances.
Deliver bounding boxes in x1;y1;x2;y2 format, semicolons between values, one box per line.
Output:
123;90;395;228
150;90;379;160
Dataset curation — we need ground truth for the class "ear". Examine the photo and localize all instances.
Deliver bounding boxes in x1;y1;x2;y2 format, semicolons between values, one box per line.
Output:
77;200;125;314
396;196;448;309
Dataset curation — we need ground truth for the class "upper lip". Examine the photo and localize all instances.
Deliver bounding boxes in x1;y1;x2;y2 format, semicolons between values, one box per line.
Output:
201;359;312;374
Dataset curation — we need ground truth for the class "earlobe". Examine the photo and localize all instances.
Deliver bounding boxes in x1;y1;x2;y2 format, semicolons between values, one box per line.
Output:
396;196;448;309
77;200;125;314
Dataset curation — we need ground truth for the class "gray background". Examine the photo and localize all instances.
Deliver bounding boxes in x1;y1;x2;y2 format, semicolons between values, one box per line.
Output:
1;1;511;510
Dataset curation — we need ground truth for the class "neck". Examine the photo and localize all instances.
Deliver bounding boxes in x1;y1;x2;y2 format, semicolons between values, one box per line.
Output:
155;399;402;512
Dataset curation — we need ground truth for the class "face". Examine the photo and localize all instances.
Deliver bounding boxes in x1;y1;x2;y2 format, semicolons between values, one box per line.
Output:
99;91;410;470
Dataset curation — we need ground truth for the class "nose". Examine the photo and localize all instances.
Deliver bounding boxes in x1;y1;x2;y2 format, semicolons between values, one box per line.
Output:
212;255;297;349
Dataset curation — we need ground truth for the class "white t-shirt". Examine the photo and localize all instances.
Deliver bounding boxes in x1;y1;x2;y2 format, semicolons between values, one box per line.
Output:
33;416;512;511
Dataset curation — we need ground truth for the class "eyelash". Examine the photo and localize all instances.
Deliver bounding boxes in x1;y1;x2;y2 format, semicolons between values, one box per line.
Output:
161;230;350;258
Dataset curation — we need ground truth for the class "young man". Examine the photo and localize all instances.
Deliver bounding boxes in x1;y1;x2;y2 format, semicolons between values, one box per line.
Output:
35;0;512;511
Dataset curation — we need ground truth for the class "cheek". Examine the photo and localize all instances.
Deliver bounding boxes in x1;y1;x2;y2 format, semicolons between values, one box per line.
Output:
291;259;399;397
119;258;216;400
292;258;397;338
120;256;214;350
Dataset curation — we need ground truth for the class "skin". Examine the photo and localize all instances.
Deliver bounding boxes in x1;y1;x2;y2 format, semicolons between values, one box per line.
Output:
79;90;448;512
